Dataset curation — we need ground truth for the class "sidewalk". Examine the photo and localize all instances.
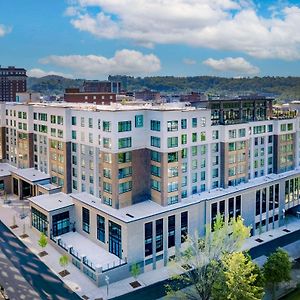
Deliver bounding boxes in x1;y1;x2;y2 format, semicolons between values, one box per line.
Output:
1;196;300;300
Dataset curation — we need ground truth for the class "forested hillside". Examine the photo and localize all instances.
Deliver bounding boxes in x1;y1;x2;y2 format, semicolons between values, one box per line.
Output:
28;75;300;100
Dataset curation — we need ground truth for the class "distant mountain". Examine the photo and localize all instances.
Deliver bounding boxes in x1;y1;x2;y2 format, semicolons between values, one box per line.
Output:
27;75;300;100
27;75;84;95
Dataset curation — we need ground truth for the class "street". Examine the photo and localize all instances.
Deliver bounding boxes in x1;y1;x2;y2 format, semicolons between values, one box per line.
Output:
0;221;81;300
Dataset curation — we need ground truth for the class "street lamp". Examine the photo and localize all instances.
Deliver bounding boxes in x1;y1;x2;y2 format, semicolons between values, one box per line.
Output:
105;275;110;298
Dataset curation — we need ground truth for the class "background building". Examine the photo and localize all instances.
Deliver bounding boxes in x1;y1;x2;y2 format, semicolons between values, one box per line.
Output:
0;66;27;102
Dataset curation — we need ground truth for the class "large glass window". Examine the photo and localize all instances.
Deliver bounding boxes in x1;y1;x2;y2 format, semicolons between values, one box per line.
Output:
145;222;153;257
156;219;163;252
167;137;178;148
103;121;111;132
52;211;69;237
82;207;90;233
109;221;122;258
118;152;131;163
97;215;105;243
31;207;48;236
181;212;188;243
151;150;161;162
168;215;175;248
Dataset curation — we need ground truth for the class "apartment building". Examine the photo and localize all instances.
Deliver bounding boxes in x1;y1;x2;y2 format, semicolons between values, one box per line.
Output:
0;98;300;286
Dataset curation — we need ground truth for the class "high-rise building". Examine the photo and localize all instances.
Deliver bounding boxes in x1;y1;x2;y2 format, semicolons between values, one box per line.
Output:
0;66;27;102
0;96;299;286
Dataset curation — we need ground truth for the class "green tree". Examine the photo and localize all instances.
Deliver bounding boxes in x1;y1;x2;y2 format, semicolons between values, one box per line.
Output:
59;255;69;276
212;252;264;300
263;248;291;300
166;215;250;300
131;263;141;280
38;232;48;255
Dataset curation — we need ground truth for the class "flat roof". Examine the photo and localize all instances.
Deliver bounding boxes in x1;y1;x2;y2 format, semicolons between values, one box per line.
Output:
11;168;50;183
71;169;300;223
37;183;61;191
0;163;17;177
29;192;74;212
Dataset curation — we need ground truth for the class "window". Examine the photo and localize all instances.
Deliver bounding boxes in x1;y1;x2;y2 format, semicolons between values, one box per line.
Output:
103;182;112;194
103;168;111;179
151;136;161;148
135;115;144;127
168;137;178;148
168;166;178;178
151;179;161;191
181;119;187;129
145;222;153;257
168;195;178;205
192;146;197;156
192;118;197;128
103;196;112;206
181;134;187;145
229;130;236;139
239;128;246;137
181;212;188;243
168;152;178;163
118;121;131;132
119;181;132;193
151;165;161;177
82;207;90;233
109;221;122;258
151;150;161;162
103;121;111;132
168;182;178;192
52;211;69;237
200;132;206;141
150;120;160;131
81;117;85;127
192;133;197;142
256;190;260;216
118;152;132;163
168;215;175;248
103;137;111;149
156;219;163;252
31;207;48;235
97;215;105;243
118;167;132;179
118;137;131;149
212;130;219;140
167;120;178;132
72;130;77;140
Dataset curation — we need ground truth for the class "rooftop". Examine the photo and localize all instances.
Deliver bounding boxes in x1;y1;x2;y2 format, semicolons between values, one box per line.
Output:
25;101;198;112
29;192;74;212
0;163;17;178
72;169;300;223
11;168;50;183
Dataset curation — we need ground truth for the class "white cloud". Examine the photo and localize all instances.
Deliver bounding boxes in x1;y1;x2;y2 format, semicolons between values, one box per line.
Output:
27;68;74;78
66;0;300;60
183;58;197;65
203;57;259;75
0;24;12;37
39;49;161;78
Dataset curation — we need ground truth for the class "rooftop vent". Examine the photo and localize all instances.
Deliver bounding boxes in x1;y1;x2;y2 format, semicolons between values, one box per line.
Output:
126;213;134;218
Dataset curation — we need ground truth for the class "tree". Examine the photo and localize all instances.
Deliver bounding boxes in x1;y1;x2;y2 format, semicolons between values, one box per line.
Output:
263;248;291;300
38;232;48;255
166;215;250;300
212;252;265;300
131;263;141;281
59;255;69;276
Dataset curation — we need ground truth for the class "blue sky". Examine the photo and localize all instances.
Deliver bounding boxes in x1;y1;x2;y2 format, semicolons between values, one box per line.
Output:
1;0;300;79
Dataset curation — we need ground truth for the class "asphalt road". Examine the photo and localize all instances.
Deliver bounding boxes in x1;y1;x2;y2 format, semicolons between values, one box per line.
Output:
0;221;81;300
113;227;300;300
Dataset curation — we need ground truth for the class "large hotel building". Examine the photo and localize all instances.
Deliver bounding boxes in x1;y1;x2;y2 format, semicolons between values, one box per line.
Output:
0;96;299;285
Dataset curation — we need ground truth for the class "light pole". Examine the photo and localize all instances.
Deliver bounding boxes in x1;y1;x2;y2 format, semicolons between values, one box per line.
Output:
105;275;110;299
